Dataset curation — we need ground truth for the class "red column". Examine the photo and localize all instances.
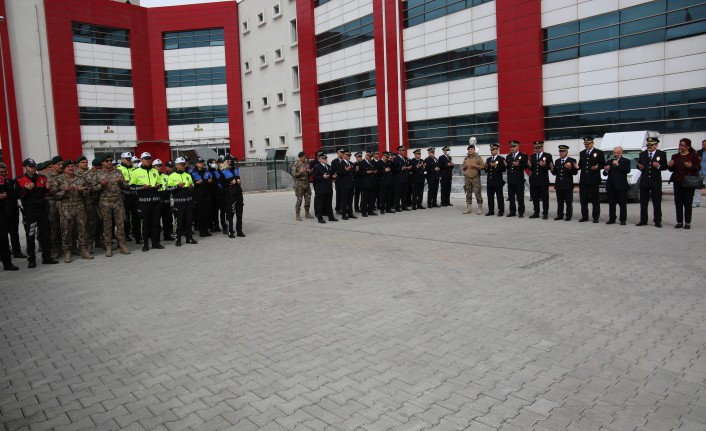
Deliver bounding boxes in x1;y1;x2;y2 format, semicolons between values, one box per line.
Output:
296;0;321;156
374;0;408;152
496;0;544;154
0;0;22;176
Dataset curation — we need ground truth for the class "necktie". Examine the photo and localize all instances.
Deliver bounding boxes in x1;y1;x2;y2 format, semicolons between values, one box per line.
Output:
561;159;565;164
650;152;654;160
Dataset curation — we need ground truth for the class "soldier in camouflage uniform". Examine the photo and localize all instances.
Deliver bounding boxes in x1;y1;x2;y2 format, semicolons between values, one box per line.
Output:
80;157;103;253
291;151;313;221
91;154;130;257
45;156;64;258
461;142;486;215
54;160;93;263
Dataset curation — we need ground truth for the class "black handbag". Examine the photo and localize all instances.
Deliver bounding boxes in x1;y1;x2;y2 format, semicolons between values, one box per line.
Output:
682;175;704;189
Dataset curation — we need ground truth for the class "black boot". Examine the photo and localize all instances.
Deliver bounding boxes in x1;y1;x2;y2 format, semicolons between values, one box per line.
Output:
3;258;19;271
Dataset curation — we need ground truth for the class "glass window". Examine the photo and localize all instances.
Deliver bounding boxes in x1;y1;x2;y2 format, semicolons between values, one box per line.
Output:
163;28;225;50
405;40;497;89
165;67;227;88
79;107;135;126
403;0;494;28
76;66;133;87
72;23;130;48
167;105;228;125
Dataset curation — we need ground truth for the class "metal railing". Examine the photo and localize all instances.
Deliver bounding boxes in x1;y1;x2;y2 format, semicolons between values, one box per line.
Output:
238;159;297;192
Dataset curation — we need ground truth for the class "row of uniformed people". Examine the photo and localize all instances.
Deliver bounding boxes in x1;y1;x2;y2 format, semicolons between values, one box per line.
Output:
301;136;694;227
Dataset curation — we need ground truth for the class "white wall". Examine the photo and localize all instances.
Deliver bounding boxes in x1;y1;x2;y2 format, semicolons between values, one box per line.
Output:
543;35;706;106
77;85;134;109
406;74;498;122
316;40;375;83
168;122;229;143
319;97;377;133
4;0;57;161
74;42;132;69
239;0;302;159
403;1;496;62
166;84;228;109
163;46;226;71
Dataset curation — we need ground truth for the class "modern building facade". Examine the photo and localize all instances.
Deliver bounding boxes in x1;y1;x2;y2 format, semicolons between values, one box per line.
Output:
0;0;703;176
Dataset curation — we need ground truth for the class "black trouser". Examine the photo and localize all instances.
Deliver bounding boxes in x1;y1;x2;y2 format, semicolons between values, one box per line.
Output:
124;194;141;240
555;188;573;218
226;191;244;234
160;198;173;239
194;191;211;234
673;182;695;224
23;206;52;262
379;184;392;212
427;177;439;206
173;202;194;240
209;190;220;229
354;185;361;211
315;190;333;219
412;181;424;208
440;176;451;205
341;187;353;216
579;183;600;221
394;181;409;210
530;184;549;215
1;207;12;263
607;187;627;222
137;200;161;246
372;181;380;209
486;185;504;214
361;188;372;215
639;184;662;224
6;205;21;255
507;182;525;215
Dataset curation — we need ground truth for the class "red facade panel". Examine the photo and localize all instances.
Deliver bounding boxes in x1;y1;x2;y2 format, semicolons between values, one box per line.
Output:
495;0;544;154
0;0;23;175
43;0;242;163
295;0;320;156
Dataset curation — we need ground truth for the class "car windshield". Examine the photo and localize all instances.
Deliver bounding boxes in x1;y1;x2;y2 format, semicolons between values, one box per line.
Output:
620;150;641;168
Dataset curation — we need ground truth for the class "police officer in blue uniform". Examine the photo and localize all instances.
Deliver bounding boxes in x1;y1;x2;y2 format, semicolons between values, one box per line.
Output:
551;144;578;221
636;137;668;227
484;144;506;216
505;140;528;217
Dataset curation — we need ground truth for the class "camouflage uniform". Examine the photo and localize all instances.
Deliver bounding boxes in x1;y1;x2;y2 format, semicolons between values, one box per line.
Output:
462;155;485;206
44;170;63;256
92;168;129;255
54;174;91;261
291;160;312;218
79;169;102;252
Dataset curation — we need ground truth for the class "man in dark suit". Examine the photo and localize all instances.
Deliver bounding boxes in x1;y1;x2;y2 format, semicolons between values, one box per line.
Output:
376;152;393;214
528;141;553;219
309;151;323;218
484;144;505;216
393;146;412;211
505;140;528;217
359;151;377;217
353;152;364;213
370;150;382;211
313;154;338;223
551;144;578;221
410;149;426;210
438;146;454;206
577;136;605;223
604;146;631;225
337;150;356;220
636;136;668;227
424;148;440;207
330;148;345;214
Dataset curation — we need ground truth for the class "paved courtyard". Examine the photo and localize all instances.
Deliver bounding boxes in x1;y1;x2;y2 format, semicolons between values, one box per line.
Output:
1;190;705;431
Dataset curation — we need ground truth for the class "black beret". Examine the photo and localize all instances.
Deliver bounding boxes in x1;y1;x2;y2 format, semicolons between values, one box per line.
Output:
76;156;87;163
92;158;102;167
51;156;63;165
61;159;74;169
298;151;306;157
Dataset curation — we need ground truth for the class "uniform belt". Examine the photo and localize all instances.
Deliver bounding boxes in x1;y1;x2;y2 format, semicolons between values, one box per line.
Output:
61;201;83;207
173;197;192;203
137;197;160;203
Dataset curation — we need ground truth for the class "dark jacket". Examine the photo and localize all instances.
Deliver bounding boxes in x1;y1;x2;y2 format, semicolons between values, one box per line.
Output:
438;154;453;179
313;163;334;194
552;156;578;190
578;148;605;185
484;155;506;187
505;151;528;185
336;159;355;190
604;157;631;190
411;157;426;183
637;149;667;188
529;152;553;186
425;156;440;180
668;149;700;183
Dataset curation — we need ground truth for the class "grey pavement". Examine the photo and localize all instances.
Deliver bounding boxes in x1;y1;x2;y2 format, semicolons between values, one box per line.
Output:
1;189;705;431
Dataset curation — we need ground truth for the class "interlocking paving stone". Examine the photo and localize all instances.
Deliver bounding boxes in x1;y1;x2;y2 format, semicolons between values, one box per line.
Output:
1;191;705;431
